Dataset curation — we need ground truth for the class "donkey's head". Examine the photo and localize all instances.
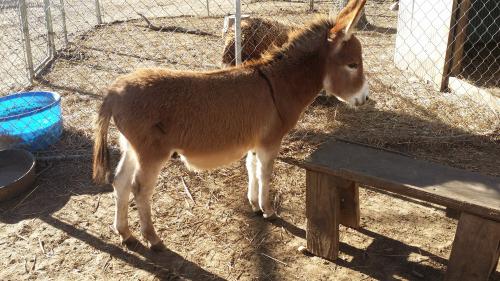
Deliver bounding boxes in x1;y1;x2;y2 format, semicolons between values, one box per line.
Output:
323;0;369;106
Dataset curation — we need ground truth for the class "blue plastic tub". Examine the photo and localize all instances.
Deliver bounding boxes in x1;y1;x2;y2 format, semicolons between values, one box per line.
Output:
0;91;62;151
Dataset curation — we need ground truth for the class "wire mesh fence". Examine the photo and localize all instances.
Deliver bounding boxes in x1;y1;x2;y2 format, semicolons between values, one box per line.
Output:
0;0;498;171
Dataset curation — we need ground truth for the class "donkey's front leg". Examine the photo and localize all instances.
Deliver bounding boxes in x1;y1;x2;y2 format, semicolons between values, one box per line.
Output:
246;151;260;212
255;147;280;218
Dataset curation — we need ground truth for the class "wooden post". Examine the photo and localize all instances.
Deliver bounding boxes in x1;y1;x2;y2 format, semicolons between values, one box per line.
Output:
306;170;340;261
58;0;68;47
445;207;460;219
18;0;34;83
338;181;360;229
449;0;471;75
43;0;55;57
445;212;500;281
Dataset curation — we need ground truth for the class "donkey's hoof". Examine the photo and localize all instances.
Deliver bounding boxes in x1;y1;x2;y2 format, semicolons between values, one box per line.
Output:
249;202;261;213
252;207;263;216
122;236;140;249
263;210;277;220
150;241;167;252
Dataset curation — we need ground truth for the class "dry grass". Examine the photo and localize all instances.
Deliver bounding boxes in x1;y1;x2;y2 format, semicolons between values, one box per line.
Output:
1;1;499;280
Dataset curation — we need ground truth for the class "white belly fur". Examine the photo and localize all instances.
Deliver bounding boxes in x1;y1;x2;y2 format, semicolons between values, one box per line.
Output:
178;148;249;171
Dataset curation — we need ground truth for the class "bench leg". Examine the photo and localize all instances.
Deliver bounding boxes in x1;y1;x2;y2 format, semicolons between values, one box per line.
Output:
445;207;460;219
445;212;500;281
306;170;340;260
338;181;360;229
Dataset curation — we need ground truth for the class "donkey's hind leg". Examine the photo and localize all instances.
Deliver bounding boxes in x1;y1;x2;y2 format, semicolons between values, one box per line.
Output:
112;144;137;246
131;157;166;251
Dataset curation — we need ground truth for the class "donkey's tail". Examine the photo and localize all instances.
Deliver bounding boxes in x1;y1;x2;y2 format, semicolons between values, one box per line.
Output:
93;94;113;184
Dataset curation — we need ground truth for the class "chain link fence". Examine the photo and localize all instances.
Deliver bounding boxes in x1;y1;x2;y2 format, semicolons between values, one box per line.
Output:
0;0;498;171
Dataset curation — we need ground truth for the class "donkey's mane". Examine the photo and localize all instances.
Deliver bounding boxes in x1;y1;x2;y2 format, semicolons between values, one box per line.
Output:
246;17;335;66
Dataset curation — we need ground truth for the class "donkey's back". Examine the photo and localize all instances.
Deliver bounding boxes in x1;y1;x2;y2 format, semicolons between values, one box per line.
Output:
103;68;280;163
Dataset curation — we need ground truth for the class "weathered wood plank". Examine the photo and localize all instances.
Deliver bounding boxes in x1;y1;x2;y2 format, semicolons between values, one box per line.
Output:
306;170;340;261
445;212;500;281
304;140;500;222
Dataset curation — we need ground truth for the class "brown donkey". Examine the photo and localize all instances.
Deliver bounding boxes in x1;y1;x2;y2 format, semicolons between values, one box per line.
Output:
93;0;368;250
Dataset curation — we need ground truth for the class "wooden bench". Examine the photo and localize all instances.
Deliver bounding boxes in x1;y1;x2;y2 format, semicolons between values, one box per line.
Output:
301;140;500;280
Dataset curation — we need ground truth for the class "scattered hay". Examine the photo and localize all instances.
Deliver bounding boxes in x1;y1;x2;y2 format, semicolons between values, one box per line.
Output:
1;2;498;280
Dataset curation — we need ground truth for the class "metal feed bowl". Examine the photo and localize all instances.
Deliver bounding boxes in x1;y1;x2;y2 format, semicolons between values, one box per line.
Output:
0;149;36;201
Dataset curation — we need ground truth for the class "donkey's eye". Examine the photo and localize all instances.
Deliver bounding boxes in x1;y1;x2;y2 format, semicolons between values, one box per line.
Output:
347;63;359;69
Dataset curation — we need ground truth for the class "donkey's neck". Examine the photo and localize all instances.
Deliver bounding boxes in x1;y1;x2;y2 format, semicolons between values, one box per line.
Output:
257;33;329;129
274;50;327;105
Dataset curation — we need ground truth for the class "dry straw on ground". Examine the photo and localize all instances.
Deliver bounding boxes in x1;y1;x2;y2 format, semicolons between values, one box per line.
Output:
1;1;498;280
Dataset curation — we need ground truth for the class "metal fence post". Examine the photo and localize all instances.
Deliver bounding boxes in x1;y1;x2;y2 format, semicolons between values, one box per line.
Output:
59;0;69;46
206;0;210;16
18;0;34;83
43;0;56;57
309;0;314;11
234;0;242;65
95;0;103;25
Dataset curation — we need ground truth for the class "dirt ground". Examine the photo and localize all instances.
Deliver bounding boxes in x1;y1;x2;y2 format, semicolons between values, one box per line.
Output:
1;1;499;280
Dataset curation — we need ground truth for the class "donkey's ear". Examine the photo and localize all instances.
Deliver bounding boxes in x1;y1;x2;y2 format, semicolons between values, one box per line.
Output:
330;0;367;41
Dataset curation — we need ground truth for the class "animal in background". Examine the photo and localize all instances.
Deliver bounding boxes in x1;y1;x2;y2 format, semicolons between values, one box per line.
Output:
221;17;294;67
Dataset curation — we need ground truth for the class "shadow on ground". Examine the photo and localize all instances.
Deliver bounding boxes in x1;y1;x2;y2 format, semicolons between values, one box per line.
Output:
0;128;225;280
41;215;225;280
0;129;109;224
274;217;500;281
0;92;497;280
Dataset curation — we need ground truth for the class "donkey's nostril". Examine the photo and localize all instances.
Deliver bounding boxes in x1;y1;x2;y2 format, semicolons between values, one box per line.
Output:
365;96;369;101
